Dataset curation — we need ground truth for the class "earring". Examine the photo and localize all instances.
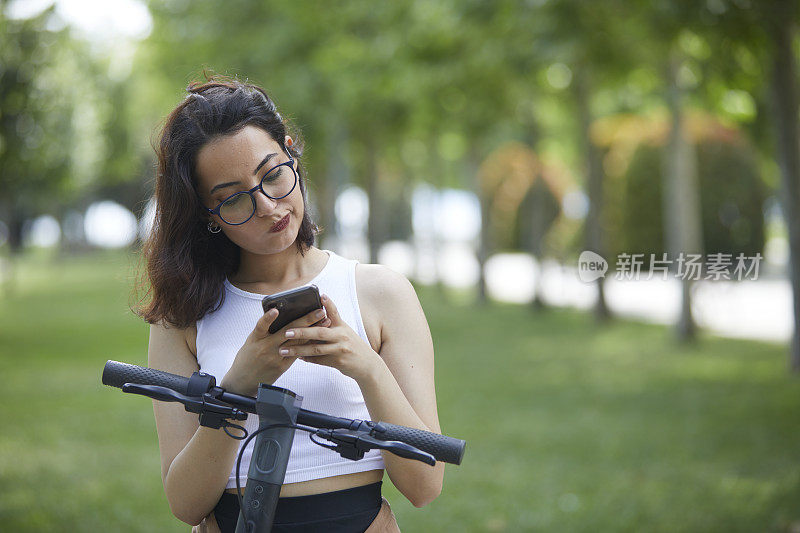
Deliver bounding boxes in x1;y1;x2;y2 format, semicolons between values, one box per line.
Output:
207;221;222;234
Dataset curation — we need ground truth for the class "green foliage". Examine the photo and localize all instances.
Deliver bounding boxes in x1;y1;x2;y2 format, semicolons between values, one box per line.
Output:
615;143;665;256
609;137;765;259
0;0;794;266
0;6;142;251
0;7;76;214
137;0;524;191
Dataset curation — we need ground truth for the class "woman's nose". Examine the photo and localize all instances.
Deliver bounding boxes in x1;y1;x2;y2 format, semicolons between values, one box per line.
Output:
254;190;278;216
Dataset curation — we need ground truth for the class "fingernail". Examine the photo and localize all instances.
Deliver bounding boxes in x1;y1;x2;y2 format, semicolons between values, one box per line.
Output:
316;309;325;319
285;330;295;338
279;348;289;356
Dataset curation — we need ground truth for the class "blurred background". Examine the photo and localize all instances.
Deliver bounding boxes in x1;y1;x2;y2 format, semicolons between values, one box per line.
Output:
2;0;800;531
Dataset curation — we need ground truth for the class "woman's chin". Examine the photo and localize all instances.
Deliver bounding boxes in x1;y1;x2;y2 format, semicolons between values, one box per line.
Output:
241;231;299;256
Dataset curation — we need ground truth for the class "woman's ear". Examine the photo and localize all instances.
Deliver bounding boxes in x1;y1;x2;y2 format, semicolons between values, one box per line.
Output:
206;218;222;233
285;135;293;147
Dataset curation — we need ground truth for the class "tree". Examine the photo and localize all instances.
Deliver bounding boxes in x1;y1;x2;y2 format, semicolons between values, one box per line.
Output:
532;0;642;321
0;5;77;253
765;0;800;370
694;0;800;369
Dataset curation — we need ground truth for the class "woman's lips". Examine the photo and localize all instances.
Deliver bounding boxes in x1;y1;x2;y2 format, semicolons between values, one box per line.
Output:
270;214;290;233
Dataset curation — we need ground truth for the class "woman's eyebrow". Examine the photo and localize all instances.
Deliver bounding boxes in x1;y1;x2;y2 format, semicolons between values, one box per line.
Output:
208;151;278;195
210;181;241;194
253;152;278;174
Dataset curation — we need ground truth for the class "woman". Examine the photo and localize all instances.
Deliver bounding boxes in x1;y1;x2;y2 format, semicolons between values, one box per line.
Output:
138;77;443;532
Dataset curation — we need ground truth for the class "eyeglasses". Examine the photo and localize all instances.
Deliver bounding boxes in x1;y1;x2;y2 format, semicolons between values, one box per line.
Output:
206;148;298;225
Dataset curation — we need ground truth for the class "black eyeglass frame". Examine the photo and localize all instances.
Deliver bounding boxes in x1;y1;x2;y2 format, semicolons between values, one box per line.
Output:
205;147;298;226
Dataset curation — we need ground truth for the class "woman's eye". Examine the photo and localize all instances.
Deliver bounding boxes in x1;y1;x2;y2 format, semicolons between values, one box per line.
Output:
223;194;248;207
263;168;281;183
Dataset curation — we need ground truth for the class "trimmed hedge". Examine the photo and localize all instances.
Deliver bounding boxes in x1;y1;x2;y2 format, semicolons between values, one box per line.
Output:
606;137;765;262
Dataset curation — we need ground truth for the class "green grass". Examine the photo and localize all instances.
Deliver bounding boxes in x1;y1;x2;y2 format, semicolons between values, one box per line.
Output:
1;250;799;532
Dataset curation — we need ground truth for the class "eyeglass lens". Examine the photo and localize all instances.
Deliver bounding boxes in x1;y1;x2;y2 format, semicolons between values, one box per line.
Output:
219;164;296;224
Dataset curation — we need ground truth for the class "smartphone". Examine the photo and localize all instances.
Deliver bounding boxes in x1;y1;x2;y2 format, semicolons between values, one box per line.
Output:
261;285;323;334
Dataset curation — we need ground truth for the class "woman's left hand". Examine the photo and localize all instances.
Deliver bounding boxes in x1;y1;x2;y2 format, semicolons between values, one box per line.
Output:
279;294;381;382
191;512;221;533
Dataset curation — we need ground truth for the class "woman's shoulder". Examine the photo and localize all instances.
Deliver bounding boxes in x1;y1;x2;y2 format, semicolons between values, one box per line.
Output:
353;263;421;352
150;319;197;353
354;263;419;313
147;320;199;370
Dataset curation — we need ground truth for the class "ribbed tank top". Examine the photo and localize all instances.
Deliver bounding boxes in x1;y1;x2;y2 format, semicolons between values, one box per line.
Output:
196;249;385;487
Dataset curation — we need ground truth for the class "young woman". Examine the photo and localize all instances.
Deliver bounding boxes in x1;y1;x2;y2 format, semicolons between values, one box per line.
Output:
138;77;443;532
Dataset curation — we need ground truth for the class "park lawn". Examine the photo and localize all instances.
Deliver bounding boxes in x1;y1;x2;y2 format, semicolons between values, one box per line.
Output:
1;249;799;532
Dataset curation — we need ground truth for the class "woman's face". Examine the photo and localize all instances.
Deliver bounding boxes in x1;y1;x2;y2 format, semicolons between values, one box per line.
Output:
195;125;304;256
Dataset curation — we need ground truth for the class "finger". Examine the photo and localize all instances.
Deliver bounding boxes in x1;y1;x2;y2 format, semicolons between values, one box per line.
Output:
253;308;279;338
282;307;327;332
280;333;326;347
280;342;334;358
280;338;305;347
320;294;341;324
283;326;334;343
299;354;333;365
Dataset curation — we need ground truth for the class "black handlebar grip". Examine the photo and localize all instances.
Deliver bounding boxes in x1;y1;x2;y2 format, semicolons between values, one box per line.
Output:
102;360;191;396
374;422;466;465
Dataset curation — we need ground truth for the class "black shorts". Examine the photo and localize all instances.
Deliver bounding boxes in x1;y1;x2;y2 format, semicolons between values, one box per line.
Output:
213;481;383;533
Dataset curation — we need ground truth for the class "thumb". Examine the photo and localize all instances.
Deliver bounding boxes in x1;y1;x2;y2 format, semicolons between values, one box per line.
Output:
321;294;342;324
253;307;279;337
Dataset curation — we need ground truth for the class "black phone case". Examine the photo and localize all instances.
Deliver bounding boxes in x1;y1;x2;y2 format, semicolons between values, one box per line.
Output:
261;285;323;334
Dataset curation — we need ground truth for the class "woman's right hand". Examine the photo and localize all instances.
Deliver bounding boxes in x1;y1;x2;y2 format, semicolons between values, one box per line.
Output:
220;307;330;396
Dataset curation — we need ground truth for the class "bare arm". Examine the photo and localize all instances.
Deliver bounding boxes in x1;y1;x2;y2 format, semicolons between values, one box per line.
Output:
278;265;445;507
149;308;329;526
148;322;243;526
355;265;444;507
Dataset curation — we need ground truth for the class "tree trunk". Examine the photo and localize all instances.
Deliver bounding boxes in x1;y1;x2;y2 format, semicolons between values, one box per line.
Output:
386;167;413;242
5;201;25;254
519;179;550;310
521;121;547;310
663;51;703;343
365;136;384;264
0;199;23;296
431;149;447;298
768;1;800;372
321;118;349;250
471;145;489;305
574;69;610;321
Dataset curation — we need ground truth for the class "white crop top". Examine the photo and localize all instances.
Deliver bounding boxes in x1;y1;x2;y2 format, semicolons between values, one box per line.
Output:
195;249;385;487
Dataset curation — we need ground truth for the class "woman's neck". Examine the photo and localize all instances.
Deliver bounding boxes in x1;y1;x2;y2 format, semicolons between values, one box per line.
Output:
231;245;326;289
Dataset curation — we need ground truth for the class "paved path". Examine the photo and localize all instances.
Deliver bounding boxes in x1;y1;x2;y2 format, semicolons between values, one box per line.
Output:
484;255;791;343
336;241;792;344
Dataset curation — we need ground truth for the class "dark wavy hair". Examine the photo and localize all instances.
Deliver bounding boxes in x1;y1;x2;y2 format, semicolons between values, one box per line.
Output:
136;77;319;328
